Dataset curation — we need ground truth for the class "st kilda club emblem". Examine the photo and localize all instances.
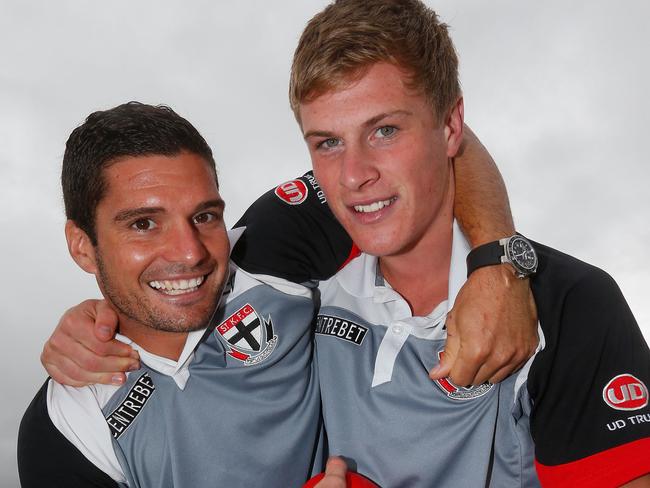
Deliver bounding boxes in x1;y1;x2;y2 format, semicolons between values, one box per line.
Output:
216;303;278;365
434;350;494;401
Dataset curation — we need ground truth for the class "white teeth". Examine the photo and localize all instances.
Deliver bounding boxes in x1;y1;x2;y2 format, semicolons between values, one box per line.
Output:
148;275;205;294
354;198;395;213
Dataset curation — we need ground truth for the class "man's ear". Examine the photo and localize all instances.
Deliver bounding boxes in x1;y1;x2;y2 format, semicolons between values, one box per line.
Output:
65;220;98;274
444;97;465;158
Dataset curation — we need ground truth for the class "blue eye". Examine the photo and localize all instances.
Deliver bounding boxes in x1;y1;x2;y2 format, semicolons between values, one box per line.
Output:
375;126;397;138
318;138;341;149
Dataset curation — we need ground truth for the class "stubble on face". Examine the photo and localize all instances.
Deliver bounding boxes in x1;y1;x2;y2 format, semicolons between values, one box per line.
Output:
94;234;224;334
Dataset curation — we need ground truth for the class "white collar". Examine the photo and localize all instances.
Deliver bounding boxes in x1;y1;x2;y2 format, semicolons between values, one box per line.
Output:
116;328;208;390
335;220;470;315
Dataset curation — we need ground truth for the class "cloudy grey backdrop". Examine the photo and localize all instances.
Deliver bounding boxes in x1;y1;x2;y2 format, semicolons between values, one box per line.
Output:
1;1;648;485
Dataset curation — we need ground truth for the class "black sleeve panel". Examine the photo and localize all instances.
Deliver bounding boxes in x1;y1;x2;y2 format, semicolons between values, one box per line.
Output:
231;172;354;283
18;380;120;488
528;242;650;466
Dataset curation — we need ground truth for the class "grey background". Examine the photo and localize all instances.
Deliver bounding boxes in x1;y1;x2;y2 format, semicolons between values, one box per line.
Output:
1;1;648;485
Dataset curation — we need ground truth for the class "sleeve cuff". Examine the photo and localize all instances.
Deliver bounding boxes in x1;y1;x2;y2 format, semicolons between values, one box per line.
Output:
535;437;650;487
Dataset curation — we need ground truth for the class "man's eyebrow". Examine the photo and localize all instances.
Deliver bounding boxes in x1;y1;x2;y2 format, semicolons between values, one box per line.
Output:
114;207;165;223
113;199;224;223
303;110;412;139
194;198;225;214
363;110;412;129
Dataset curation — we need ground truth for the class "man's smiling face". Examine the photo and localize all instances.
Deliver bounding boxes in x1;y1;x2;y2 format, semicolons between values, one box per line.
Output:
300;62;463;259
86;151;229;334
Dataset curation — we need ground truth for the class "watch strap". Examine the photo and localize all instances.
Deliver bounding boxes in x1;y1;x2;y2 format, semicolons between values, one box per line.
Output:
465;240;504;277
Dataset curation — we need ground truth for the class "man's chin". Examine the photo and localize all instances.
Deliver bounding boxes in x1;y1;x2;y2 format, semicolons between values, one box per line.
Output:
347;233;401;258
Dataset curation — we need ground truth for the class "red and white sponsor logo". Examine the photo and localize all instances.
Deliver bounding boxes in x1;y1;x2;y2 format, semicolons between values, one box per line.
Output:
602;374;648;411
274;179;308;205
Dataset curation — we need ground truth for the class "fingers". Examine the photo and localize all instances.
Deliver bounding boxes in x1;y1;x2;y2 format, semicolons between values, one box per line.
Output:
316;457;348;488
448;343;487;386
43;356;129;387
429;331;457;380
438;264;539;386
41;299;139;386
93;300;120;342
42;330;138;385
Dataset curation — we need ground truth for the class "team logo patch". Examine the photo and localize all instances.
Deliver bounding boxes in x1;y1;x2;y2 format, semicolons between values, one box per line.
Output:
105;373;155;439
434;351;493;401
216;303;278;365
274;179;308;205
603;374;648;411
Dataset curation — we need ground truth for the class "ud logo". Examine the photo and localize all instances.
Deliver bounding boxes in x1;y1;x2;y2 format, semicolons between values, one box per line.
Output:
602;374;648;411
433;351;493;401
274;179;308;205
216;303;278;366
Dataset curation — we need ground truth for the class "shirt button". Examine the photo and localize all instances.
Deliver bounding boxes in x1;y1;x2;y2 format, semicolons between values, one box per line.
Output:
392;325;403;334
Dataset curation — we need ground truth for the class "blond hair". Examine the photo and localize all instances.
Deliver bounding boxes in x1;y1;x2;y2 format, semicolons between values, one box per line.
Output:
289;0;461;123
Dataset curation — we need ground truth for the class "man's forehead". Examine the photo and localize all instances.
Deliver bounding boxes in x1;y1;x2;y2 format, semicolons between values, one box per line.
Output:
99;153;221;211
103;153;214;186
299;63;431;131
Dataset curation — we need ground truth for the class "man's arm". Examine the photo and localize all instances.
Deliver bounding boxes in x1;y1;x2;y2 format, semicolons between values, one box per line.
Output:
454;126;514;245
530;245;650;486
18;380;121;488
432;125;538;385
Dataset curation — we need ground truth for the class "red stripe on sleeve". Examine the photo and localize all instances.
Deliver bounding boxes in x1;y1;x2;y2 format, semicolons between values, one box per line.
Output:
535;437;650;487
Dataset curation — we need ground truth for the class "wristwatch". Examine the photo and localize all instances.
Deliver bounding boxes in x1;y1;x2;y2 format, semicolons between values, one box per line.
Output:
466;234;538;278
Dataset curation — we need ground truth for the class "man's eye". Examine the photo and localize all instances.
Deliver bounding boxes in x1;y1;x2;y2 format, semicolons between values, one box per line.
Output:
375;126;397;138
131;219;156;231
317;138;340;149
193;212;217;225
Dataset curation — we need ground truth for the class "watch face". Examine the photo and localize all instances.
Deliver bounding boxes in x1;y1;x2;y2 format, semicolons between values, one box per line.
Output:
507;236;538;272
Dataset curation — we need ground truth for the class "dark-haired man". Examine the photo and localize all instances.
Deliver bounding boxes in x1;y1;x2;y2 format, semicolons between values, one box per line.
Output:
18;103;336;486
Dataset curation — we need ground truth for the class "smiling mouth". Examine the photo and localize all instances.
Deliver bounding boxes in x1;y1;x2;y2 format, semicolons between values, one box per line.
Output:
148;275;206;295
353;197;397;213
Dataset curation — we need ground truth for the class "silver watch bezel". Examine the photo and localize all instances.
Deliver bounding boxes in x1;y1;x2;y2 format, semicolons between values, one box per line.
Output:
498;235;538;278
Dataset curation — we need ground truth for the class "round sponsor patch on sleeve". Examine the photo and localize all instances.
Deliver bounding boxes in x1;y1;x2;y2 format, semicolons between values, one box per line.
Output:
602;374;648;411
274;179;308;205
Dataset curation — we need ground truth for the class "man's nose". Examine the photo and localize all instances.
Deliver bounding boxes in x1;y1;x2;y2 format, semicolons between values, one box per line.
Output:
164;221;209;266
339;143;379;190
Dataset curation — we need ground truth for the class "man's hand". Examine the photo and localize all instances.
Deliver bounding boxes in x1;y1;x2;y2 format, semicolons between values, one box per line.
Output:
310;458;348;488
41;299;139;386
429;265;538;386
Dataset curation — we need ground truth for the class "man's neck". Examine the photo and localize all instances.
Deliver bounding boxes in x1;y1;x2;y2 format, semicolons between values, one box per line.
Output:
379;205;454;317
118;319;189;361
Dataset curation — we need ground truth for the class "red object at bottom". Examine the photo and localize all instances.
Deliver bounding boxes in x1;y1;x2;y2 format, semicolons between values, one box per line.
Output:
303;471;379;488
535;437;650;487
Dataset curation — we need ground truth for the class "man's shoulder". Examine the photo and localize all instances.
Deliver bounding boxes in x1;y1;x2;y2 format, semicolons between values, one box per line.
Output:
18;379;124;487
525;241;650;481
531;240;622;309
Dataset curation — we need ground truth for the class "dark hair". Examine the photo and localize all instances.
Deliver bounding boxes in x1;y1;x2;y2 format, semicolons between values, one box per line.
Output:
62;101;216;244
